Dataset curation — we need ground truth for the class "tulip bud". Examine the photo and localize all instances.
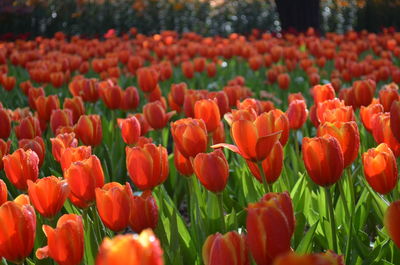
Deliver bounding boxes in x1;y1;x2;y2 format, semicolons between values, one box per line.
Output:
129;190;158;233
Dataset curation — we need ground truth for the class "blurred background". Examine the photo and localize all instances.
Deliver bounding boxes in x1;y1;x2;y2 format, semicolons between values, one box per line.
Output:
0;0;399;39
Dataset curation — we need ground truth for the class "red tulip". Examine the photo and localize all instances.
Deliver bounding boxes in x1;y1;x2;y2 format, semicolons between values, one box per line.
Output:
129;190;158;233
391;100;400;142
117;117;141;145
194;99;221;132
63;96;86;124
0;139;11;170
143;100;175;130
312;84;335;105
98;80;123;109
360;102;384;132
174;145;193;176
182;61;195;79
50;109;73;135
75;114;103;146
15;115;42;140
121;86;140;111
385;201;400;249
35;95;60;122
379;84;399;112
60;146;92;172
286;100;308;130
137;67;159;93
0;107;11;139
273;251;345;265
0;179;7;206
18;136;46;167
50;132;78;162
277;73;290;90
372;112;400;157
352;79;376;108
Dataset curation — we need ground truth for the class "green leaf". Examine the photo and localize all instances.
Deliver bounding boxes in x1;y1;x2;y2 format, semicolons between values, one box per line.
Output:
296;220;319;254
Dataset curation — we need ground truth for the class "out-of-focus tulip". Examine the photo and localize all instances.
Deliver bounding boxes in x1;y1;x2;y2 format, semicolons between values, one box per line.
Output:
182;61;194;79
50;132;78;162
36;214;84;265
143;100;175;130
174;146;193;176
98;80;123;110
213;121;226;144
194;99;221;133
117;117;141;145
27;176;70;218
50;109;73;135
129;190;158;233
277;73;290;90
168;83;187;112
15;115;42;140
19;136;46;167
0;179;7;205
96;182;132;232
360;102;384;132
137;67;159;93
3;148;39;190
121;86;140;111
312;84;336;105
391;100;400;142
0;139;11;170
286;100;308;130
171;118;208;158
63;96;85;124
75;114;103;146
352;79;376;108
0;201;36;263
193;149;229;193
317;121;360;168
208;91;230;117
379;84;399;112
133;113;151;136
69;78;99;103
1;75;16;91
183;90;207;117
246;142;283;184
35;95;60;122
126;143;169;190
50;72;65;88
203;231;249;265
272;251;345;265
246;192;295;265
64;155;105;208
0;107;11;139
363;143;398;194
302;135;344;186
95;229;164;265
206;62;217;77
372;112;400;157
237;98;262;114
385;200;400;249
28;86;45;110
194;57;206;72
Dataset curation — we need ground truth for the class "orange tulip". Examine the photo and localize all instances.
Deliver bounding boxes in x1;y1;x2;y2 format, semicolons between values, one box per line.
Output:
385;200;400;249
126;143;169;190
143;100;175;130
98;80;123;109
360;102;384;132
363;143;398;194
246;192;295;265
0;179;7;205
372;112;400;157
69;78;99;103
18;136;46;167
133;113;151;136
137;67;159;93
208;91;230;117
246;142;283;184
121;86;140;111
273;251;345;265
194;57;206;72
28;86;45;110
15;115;42;140
35;95;60;122
183;90;207;117
96;182;132;232
0;139;11;170
63;96;86;124
0;107;11;139
168;83;187;112
0;200;36;263
286;99;308;130
95;229;164;265
64;155;105;208
50;72;65;88
312;83;336;105
129;190;159;233
174;146;193;176
352;79;376;108
302;135;344;187
213;121;226;144
50;109;73;135
3;148;39;190
317;121;360;168
182;61;194;79
117;117;141;145
27;176;70;218
75;114;103;146
224;108;258;126
277;73;290;90
50;132;78;162
36;214;84;265
391;100;400;142
258;110;289;146
193;149;229;193
319;105;355;124
194;99;221;132
0;75;16;91
60;146;92;172
171;118;208;158
202;231;249;265
379;84;399;112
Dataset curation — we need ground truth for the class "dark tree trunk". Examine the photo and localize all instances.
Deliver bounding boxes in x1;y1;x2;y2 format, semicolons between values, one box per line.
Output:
275;0;321;33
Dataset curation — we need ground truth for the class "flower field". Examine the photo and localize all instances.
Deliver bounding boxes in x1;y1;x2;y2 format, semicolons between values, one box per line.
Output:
0;29;400;265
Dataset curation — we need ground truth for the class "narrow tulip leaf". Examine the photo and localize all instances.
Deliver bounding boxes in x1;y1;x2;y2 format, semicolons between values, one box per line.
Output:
296;220;319;254
206;192;221;234
293;212;306;248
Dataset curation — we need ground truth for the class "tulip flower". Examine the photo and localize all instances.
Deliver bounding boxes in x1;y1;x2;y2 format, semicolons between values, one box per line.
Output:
277;73;290;90
97;80;123;109
171;118;208;158
75;114;103;146
174;145;193;176
286;99;308;130
64;155;105;208
0;107;11;139
246;192;295;265
203;231;249;265
168;83;187;112
129;190;159;233
63;96;86;123
391;100;400;142
360;102;384;132
27;176;70;218
117;117;141;145
0;139;11;170
3;148;39;190
143;100;175;130
69;78;99;102
302;135;344;187
273;251;345;265
15;115;42;140
372;112;400;157
1;75;16;91
0;179;7;205
36;214;84;265
385;200;400;249
237;98;263;114
137;67;159;93
206;62;217;77
50;132;78;162
208;91;230;117
182;61;194;79
257;110;289;146
95;229;164;265
379;84;399;112
183;90;207;117
224;108;258;126
0;201;36;263
194;99;221;133
28;86;45;110
352;79;376;108
18;136;46;167
50;109;73;135
121;86;140;111
126;143;169;190
35;95;60;122
96;182;132;232
60;145;92;172
312;84;336;105
362;143;398;195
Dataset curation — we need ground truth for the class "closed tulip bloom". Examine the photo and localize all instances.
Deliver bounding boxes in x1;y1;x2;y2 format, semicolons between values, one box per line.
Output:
27;176;70;218
171;118;208;158
64;155;105;208
208;91;230;117
96;182;132;232
126;143;169;190
117;117;141;145
182;61;195;79
36;214;84;265
75;114;103;146
0;108;11;139
317;121;360;168
49;72;64;88
391;101;400;142
385;201;400;249
50;132;78;162
60;146;92;172
121;86;140;111
174;146;193;176
372;113;400;157
312;84;336;105
363;143;398;194
286;100;308;130
360;102;384;132
379;84;399;112
213;121;226;144
168;83;187;112
193;149;229;193
183;90;207;117
203;231;249;265
69;78;99;103
143;100;175;130
257;110;289;146
63;96;85;124
352;79;376;108
137;67;159;93
3;148;39;190
277;73;290;90
19;136;46;167
302;135;344;187
273;251;345;265
246;192;295;265
288;92;306;104
28;86;45;110
206;62;217;77
99;81;123;110
50;109;73;135
194;57;206;72
95;229;164;265
237;98;263;114
246;142;283;184
0;139;11;170
129;190;158;233
133;113;151;136
194;99;221;132
15;115;42;140
0;179;7;205
1;75;16;91
35;95;60;122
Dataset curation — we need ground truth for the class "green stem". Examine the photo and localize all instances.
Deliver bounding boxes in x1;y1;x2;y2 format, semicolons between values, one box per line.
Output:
338;178;351;218
325;187;338;253
257;161;271;194
217;192;226;233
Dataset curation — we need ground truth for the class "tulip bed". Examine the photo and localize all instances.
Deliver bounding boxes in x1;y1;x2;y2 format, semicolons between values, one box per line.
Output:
0;30;400;265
